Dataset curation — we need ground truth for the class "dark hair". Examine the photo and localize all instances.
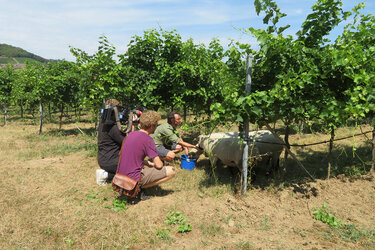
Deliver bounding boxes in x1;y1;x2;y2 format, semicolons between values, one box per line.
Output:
167;111;180;124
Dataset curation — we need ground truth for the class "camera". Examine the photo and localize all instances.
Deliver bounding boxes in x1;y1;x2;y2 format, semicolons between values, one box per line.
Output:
100;104;144;126
117;106;144;125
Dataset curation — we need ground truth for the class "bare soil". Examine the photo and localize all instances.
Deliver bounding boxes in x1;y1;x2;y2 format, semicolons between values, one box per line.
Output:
0;120;374;249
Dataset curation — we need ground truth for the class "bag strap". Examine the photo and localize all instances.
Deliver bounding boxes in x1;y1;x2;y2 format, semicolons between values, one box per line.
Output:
116;135;127;174
116;132;142;183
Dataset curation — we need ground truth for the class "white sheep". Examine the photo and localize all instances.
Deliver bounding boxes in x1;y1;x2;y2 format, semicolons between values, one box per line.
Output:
197;130;283;173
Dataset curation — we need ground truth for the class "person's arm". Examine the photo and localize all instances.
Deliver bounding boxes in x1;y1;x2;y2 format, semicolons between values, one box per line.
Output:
109;125;126;145
144;156;163;169
178;138;201;150
152;156;163;169
144;137;163;169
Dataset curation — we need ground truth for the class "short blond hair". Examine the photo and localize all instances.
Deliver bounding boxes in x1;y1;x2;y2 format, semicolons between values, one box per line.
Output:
140;111;161;129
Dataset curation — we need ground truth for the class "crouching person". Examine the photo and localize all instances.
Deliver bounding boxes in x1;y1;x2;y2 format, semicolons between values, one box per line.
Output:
116;110;176;201
151;111;201;162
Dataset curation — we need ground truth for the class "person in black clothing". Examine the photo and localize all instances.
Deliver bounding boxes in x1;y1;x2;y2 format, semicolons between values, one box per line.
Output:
97;99;137;182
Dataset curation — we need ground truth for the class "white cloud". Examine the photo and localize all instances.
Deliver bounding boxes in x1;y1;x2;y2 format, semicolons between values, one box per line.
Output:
295;9;304;15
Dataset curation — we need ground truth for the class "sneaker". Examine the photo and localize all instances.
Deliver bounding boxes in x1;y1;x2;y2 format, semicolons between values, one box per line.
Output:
96;169;108;186
139;190;151;201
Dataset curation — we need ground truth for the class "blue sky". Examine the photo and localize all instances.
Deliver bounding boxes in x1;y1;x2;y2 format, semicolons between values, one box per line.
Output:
0;0;373;61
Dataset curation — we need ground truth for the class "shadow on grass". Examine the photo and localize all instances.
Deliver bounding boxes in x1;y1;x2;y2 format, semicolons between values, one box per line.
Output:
6;116;37;125
255;143;373;190
299;143;370;177
6;115;95;126
195;143;373;193
45;118;95;125
45;127;97;137
144;185;174;197
196;158;241;192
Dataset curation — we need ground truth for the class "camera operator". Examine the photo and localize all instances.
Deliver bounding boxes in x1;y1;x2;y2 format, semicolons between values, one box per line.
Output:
97;99;139;184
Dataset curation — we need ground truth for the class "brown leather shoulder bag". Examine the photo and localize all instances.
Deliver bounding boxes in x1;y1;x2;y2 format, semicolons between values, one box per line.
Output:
112;173;141;198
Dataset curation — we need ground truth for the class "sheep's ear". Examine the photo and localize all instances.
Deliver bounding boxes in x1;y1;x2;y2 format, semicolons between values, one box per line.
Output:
198;135;202;143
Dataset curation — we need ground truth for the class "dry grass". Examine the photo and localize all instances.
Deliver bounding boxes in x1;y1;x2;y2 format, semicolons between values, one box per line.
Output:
0;117;374;249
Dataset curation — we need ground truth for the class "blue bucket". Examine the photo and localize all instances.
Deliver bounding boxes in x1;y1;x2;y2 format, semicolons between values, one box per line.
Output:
181;154;196;170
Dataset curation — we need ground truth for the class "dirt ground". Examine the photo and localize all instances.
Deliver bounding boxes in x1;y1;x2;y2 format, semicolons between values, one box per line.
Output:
0;120;374;249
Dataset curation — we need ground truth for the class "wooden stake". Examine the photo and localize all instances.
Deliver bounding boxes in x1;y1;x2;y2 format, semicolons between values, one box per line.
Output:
39;101;43;134
371;127;375;173
327;127;335;179
283;124;290;173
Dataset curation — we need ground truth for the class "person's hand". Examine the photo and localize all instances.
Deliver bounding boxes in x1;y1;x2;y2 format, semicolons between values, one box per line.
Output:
148;160;155;167
143;160;155;167
132;114;139;122
175;144;184;153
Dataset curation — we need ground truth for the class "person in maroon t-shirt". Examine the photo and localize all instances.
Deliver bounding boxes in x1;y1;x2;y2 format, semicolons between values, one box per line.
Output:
117;111;175;199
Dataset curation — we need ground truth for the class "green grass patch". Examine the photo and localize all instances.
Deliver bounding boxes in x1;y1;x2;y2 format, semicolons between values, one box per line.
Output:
155;227;172;243
313;203;375;244
200;223;223;236
20;133;97;159
313;204;343;228
165;211;192;233
104;195;128;212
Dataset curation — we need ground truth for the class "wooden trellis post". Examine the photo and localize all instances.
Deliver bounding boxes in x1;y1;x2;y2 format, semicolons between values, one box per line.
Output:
241;54;253;195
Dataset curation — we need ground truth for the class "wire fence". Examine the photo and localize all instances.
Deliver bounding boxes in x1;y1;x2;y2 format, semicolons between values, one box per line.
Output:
252;130;373;147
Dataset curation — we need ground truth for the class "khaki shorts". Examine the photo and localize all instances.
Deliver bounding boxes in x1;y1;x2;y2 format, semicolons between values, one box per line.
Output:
140;166;167;186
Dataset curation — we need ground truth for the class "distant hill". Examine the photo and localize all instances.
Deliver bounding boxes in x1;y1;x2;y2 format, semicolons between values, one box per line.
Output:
0;43;54;68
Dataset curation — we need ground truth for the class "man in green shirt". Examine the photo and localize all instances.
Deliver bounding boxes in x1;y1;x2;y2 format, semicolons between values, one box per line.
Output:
151;111;201;162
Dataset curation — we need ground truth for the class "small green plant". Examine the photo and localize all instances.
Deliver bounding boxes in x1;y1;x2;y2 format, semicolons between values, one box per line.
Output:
86;190;99;201
156;227;172;242
65;238;75;246
131;234;139;243
261;216;270;231
43;228;52;236
235;240;253;249
105;196;128;212
178;224;192;233
201;223;223;236
223;214;233;224
165;211;186;225
312;204;343;228
337;223;375;243
165;211;192;234
313;204;375;243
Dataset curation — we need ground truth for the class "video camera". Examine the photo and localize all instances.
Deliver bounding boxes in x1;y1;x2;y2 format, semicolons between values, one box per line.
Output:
100;104;144;127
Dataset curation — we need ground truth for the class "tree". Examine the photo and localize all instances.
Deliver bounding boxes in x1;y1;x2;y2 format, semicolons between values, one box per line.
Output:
43;60;80;129
0;64;15;125
70;36;122;122
11;62;41;119
119;29;184;110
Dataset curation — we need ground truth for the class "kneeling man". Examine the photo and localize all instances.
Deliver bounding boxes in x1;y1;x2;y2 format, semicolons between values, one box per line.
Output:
117;111;175;199
151;111;201;162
